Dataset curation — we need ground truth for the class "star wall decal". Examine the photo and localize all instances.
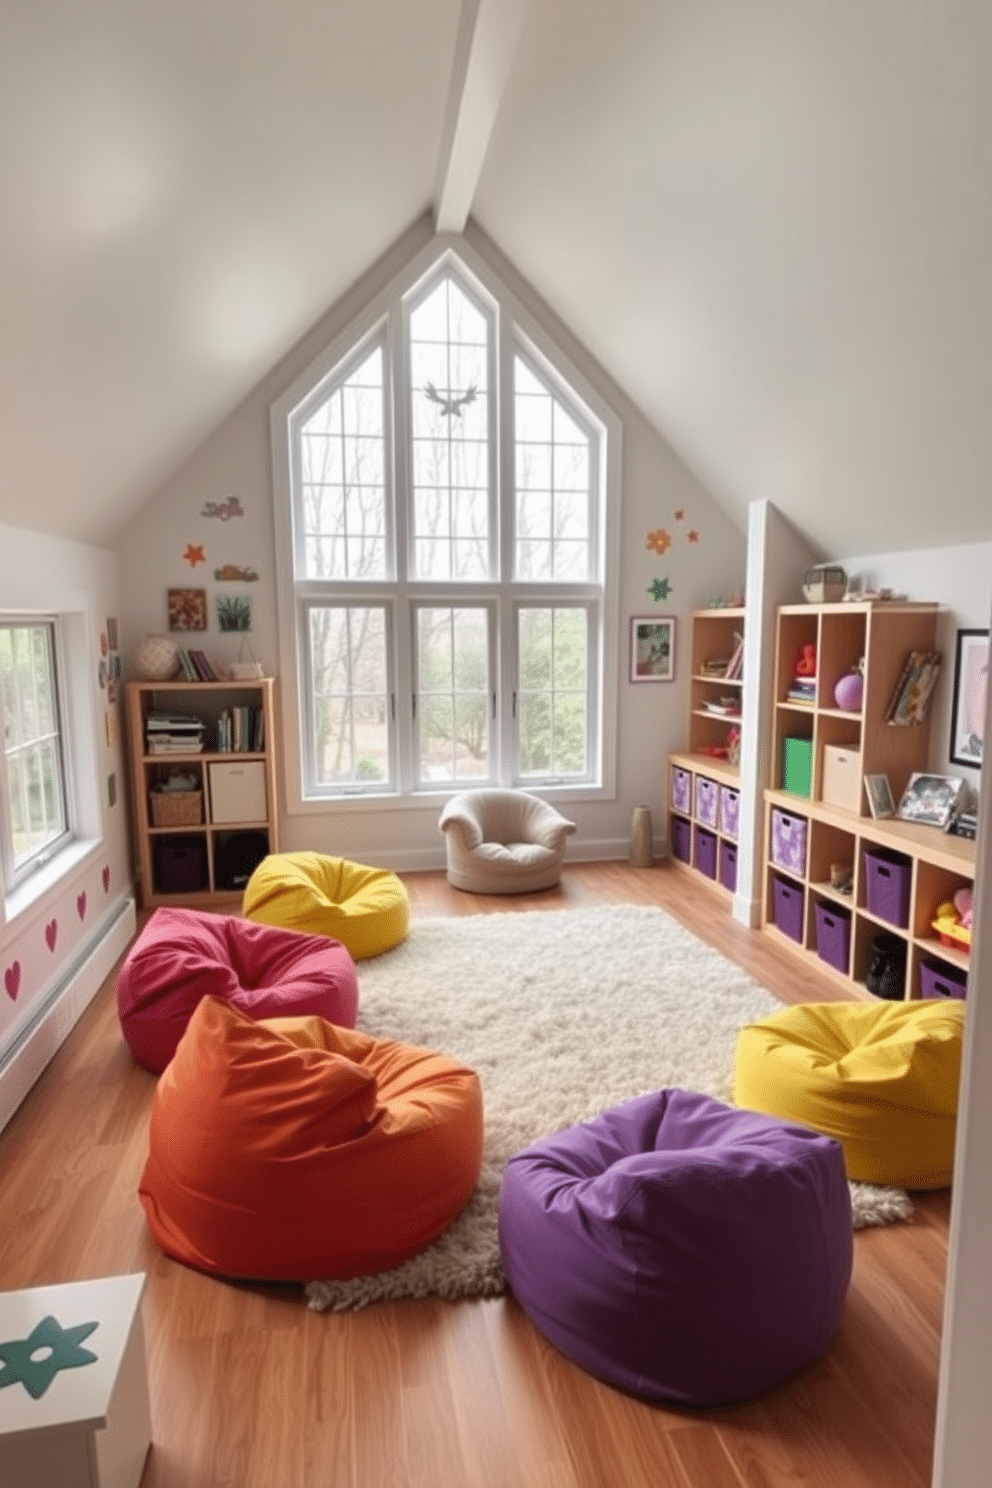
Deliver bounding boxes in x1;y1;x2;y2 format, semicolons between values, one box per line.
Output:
645;528;672;556
0;1315;99;1399
648;576;673;601
673;508;685;521
687;529;700;544
183;543;206;567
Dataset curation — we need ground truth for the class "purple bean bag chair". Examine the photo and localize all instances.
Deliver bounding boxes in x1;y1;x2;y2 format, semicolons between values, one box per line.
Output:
499;1088;852;1405
117;906;359;1074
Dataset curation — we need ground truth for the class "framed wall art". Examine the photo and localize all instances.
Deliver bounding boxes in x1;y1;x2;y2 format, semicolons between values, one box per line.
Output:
949;628;988;768
167;587;208;632
630;616;676;683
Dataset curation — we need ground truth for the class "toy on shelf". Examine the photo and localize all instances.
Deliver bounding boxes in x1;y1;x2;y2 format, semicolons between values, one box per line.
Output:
786;644;817;703
932;887;973;950
833;658;865;712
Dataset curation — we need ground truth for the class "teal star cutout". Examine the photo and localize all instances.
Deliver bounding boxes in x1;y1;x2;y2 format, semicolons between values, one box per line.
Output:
0;1315;99;1399
648;576;672;601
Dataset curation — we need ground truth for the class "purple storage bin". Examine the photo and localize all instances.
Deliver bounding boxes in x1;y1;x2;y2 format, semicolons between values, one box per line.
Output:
772;875;804;943
720;840;738;892
863;847;912;928
771;809;808;876
694;826;718;879
671;766;691;814
814;900;852;974
670;814;692;864
919;959;967;1000
720;785;740;840
694;776;719;829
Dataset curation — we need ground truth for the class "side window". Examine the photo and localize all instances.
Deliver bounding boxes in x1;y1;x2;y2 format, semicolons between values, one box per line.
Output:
0;620;71;885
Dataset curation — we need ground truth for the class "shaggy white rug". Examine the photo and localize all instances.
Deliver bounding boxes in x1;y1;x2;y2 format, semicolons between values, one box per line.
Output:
306;904;912;1312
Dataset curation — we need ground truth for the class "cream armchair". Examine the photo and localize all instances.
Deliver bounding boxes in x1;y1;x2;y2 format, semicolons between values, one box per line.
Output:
438;789;577;894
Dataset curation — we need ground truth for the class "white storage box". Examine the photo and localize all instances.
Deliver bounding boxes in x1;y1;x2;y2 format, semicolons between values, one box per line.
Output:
208;760;267;824
822;745;862;813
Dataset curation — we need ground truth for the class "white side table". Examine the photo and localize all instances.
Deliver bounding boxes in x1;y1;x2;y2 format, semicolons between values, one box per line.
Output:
0;1272;151;1488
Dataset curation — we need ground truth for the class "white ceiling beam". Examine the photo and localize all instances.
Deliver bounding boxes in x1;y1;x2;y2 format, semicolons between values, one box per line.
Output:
434;0;532;234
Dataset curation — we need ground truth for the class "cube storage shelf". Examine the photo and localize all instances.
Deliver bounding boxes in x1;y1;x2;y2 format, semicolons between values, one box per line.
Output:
126;678;279;910
769;599;939;812
761;592;975;1002
667;607;746;898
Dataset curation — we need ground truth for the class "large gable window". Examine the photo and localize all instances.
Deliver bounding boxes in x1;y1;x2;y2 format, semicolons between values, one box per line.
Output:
273;242;619;807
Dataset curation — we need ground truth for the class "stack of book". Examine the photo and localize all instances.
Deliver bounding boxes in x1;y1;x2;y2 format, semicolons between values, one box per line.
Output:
700;696;741;717
786;676;817;703
885;650;942;726
145;713;205;754
216;706;264;753
176;649;218;681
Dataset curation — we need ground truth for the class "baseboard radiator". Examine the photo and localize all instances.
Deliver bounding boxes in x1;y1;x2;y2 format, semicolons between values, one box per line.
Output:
0;897;137;1137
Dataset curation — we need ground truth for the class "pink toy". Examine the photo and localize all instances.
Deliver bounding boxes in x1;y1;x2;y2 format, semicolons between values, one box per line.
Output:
953;886;973;929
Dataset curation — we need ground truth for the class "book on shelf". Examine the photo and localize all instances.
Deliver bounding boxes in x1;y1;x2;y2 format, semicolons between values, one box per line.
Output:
724;632;744;680
885;649;942;725
701;698;741;717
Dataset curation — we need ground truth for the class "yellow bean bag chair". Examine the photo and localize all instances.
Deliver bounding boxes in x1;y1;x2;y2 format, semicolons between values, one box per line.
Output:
139;996;484;1281
242;852;409;960
734;999;964;1189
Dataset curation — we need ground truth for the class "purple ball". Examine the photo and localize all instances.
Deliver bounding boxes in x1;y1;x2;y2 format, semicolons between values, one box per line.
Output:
834;671;864;711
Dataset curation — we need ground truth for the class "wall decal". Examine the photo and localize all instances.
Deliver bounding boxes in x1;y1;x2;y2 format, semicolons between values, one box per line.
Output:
98;659;107;689
102;865;111;893
107;679;117;705
673;508;685;521
214;564;259;582
168;588;208;632
644;528;672;556
647;577;673;601
216;595;252;632
107;772;117;808
100;630;108;657
183;543;206;567
106;616;118;650
687;529;700;544
4;961;20;1001
201;496;244;520
76;891;87;921
45;919;58;952
111;653;122;681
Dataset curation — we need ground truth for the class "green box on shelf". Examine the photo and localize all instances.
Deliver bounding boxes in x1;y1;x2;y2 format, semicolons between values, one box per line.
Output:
783;737;813;796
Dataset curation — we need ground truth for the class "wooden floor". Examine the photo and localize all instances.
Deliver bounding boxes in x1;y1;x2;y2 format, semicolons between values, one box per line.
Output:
0;862;948;1487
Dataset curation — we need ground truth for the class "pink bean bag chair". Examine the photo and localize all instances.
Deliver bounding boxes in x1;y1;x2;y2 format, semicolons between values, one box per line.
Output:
117;906;359;1074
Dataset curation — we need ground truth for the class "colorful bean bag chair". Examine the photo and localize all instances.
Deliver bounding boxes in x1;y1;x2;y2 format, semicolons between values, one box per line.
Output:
734;998;965;1188
499;1088;852;1405
242;852;409;959
139;997;483;1281
117;906;359;1074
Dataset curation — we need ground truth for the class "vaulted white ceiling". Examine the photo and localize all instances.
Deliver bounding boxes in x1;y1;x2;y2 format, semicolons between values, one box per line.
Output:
2;1;989;558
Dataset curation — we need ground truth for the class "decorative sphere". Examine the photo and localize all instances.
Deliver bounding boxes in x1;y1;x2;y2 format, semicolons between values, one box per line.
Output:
834;671;864;712
135;634;181;681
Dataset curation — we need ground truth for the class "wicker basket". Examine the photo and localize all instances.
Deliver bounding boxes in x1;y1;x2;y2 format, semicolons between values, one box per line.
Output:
150;790;203;827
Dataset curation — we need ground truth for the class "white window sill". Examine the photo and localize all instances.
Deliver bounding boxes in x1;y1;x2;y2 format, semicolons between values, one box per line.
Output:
3;838;101;929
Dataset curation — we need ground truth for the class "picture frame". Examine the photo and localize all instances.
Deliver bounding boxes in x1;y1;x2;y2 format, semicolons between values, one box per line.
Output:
949;628;988;768
896;771;965;829
168;587;208;632
630;616;675;683
864;773;895;819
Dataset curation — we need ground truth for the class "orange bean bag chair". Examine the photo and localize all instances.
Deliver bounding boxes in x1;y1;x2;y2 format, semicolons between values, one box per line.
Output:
138;997;483;1281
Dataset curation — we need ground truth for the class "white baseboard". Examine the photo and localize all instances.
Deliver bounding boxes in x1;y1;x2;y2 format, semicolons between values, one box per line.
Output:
0;897;137;1137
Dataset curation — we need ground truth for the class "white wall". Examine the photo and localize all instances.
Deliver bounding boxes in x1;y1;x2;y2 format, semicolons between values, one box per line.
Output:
116;221;747;868
0;523;132;1086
